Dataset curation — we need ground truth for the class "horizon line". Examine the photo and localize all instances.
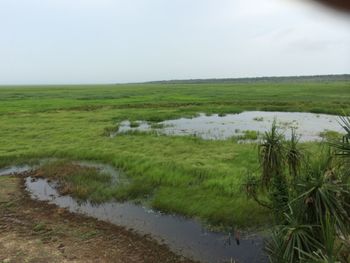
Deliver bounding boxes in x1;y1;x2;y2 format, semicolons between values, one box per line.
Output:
0;73;349;87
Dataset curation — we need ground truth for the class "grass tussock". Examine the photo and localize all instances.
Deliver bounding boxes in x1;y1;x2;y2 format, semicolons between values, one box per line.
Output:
35;160;113;202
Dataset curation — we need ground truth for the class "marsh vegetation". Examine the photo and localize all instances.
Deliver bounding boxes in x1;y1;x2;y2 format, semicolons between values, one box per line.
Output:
1;80;349;226
0;79;350;262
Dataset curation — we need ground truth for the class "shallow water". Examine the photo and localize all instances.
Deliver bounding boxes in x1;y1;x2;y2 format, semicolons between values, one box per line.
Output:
24;176;267;263
0;165;32;176
118;111;343;141
0;163;267;262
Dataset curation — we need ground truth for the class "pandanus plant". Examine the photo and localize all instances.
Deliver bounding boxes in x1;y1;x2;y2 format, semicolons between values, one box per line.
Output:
245;120;291;219
258;120;285;188
331;116;350;157
265;115;350;263
286;128;303;179
266;162;350;263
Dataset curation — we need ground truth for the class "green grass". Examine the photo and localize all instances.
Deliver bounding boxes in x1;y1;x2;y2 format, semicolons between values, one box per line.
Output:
150;122;166;129
319;130;345;141
36;160;117;202
102;125;119;137
129;121;140;128
0;80;349;228
231;130;261;141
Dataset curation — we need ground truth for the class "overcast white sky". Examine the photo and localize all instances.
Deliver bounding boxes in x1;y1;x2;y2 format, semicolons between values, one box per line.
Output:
0;0;349;84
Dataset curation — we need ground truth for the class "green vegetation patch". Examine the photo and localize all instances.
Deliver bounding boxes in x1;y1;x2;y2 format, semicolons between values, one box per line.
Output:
319;129;344;142
0;80;349;228
34;160;117;202
231;130;261;141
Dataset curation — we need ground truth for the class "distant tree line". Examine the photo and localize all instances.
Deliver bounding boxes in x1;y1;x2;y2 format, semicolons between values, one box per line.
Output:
138;74;350;85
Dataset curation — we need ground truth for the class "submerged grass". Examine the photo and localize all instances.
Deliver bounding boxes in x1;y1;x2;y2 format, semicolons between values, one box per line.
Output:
0;80;349;228
231;130;261;141
129;121;140;128
102;124;119;137
35;160;116;202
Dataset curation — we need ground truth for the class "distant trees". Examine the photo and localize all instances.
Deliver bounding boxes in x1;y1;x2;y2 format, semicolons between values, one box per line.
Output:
145;74;350;85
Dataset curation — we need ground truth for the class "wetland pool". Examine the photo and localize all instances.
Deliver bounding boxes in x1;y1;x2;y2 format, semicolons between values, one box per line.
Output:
117;111;343;141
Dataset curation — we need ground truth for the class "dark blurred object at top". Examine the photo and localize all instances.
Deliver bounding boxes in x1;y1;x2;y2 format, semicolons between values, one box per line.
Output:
314;0;350;12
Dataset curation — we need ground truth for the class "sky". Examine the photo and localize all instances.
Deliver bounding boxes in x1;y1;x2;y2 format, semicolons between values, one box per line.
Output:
0;0;349;84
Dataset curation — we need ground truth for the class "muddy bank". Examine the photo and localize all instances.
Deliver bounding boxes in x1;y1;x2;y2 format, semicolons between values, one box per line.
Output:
0;176;196;263
23;160;267;263
1;163;267;262
25;176;266;263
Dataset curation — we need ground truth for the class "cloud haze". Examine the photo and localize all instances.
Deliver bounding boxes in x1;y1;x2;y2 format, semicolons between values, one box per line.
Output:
0;0;349;84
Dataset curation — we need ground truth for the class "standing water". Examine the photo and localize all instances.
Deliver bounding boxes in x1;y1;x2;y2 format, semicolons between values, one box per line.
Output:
0;165;32;176
25;176;267;263
117;111;343;141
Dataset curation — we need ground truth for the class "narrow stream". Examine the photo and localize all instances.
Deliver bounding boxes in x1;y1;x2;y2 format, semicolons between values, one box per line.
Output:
25;177;267;263
0;164;267;263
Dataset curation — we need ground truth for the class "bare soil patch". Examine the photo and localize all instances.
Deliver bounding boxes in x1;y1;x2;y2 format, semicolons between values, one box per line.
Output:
0;175;196;263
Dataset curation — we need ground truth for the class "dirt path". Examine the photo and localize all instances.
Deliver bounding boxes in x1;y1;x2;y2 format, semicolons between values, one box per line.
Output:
0;176;197;263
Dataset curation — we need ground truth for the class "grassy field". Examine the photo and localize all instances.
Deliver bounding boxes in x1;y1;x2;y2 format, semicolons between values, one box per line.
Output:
1;80;349;228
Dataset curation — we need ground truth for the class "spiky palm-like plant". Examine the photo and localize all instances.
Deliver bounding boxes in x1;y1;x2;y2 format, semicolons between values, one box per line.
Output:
258;120;290;220
294;164;350;237
264;117;350;263
267;170;350;263
266;207;321;263
259;120;285;188
286;128;303;179
331;116;350;157
298;213;344;263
